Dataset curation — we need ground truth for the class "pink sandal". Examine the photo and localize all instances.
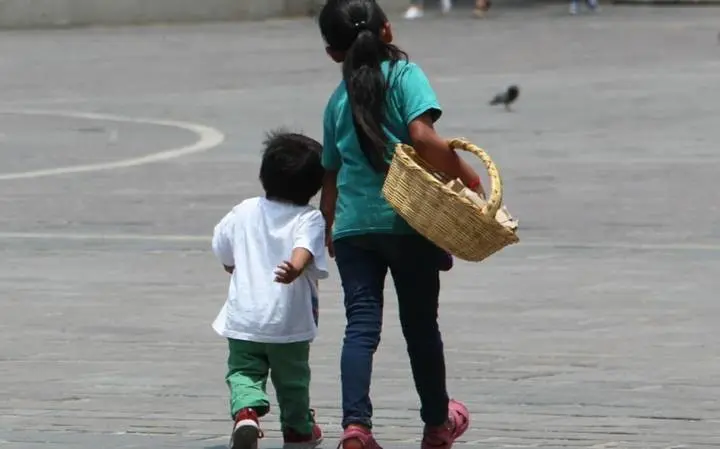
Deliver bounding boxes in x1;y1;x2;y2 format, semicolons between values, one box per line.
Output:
421;400;470;449
338;425;382;449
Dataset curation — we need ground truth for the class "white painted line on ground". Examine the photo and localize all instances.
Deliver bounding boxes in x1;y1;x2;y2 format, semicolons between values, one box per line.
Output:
0;110;225;181
0;232;719;252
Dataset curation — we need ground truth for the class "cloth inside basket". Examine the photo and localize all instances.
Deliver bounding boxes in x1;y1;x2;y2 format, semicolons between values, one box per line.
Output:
444;179;518;231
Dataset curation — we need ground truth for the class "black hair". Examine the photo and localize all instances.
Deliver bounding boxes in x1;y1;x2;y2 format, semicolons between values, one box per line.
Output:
259;130;324;206
319;0;408;173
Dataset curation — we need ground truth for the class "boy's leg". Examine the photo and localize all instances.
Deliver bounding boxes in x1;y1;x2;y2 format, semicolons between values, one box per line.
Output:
333;236;388;430
387;236;449;427
266;341;314;434
226;339;271;418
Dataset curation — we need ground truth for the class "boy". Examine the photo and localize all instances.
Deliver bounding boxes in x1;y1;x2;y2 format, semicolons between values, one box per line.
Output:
211;130;327;449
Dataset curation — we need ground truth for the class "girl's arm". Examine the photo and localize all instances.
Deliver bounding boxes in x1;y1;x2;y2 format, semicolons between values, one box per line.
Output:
320;170;338;257
408;113;485;196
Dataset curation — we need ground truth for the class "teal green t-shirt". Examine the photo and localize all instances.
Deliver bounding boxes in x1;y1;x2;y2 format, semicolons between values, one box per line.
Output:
322;60;442;241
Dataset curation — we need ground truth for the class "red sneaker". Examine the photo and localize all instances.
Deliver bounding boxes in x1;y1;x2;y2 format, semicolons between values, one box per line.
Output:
282;410;323;449
230;408;264;449
421;400;470;449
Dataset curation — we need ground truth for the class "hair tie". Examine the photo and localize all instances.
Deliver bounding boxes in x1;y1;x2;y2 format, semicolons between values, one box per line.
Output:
353;20;367;31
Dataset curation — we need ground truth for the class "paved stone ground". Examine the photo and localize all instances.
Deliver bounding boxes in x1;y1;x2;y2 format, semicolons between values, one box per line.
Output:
2;5;720;449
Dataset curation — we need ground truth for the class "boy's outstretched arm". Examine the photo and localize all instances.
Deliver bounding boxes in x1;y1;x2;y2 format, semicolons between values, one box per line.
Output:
274;248;314;284
276;210;329;285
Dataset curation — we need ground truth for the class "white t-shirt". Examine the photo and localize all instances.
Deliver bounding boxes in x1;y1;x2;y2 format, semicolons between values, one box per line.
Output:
211;197;329;344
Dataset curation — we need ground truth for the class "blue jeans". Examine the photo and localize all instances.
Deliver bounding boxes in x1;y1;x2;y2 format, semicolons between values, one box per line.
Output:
334;234;450;429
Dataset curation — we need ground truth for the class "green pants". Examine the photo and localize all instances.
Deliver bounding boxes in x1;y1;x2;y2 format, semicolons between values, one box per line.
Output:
226;339;313;434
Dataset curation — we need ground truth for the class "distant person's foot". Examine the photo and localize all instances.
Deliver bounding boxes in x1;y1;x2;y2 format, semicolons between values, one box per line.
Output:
404;6;424;20
586;0;600;11
569;2;578;14
440;0;453;14
474;0;491;17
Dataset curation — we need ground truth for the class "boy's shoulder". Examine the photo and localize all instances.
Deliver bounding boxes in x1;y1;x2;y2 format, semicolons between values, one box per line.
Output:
239;199;324;226
218;197;262;227
291;204;324;224
229;196;262;213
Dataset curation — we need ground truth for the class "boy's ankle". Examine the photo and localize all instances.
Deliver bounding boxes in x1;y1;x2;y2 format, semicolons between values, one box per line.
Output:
234;407;260;424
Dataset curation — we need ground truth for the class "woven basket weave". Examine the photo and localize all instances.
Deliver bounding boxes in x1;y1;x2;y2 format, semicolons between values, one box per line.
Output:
382;138;519;262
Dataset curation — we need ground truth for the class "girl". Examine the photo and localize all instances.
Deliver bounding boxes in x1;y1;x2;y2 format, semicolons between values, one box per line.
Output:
318;1;485;449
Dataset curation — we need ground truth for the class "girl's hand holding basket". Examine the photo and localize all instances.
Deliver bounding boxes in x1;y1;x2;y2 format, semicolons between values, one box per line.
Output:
382;138;519;262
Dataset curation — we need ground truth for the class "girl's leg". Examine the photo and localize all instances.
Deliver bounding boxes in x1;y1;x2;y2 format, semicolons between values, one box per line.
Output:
388;237;449;426
334;237;388;434
389;236;470;449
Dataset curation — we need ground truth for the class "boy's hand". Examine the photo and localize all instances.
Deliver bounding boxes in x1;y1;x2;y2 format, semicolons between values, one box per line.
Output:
274;261;302;284
223;265;235;274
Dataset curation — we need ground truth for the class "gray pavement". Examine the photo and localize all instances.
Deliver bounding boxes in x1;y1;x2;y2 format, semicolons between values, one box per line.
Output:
2;5;720;449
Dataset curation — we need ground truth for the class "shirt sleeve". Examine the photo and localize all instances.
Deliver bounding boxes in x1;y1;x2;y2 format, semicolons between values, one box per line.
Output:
211;210;235;267
294;210;329;280
398;63;443;125
322;98;341;171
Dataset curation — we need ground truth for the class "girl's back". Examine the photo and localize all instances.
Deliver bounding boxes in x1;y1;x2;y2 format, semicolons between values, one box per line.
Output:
322;59;442;241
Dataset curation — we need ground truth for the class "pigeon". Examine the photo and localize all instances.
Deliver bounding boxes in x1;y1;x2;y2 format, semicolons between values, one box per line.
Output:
490;85;520;111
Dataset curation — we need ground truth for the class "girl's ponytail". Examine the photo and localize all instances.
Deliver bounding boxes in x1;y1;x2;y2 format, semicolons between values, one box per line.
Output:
342;26;389;172
319;0;407;173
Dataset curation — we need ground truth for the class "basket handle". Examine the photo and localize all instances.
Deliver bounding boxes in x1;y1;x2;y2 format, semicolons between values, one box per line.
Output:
448;138;503;217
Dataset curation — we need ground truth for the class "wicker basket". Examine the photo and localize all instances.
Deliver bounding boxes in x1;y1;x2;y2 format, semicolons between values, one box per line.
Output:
382;138;519;262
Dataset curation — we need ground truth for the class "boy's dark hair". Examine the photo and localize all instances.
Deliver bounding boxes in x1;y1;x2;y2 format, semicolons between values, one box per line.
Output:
319;0;408;173
259;130;324;206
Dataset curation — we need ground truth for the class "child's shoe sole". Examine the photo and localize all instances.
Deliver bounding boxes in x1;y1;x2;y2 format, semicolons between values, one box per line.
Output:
232;424;260;449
